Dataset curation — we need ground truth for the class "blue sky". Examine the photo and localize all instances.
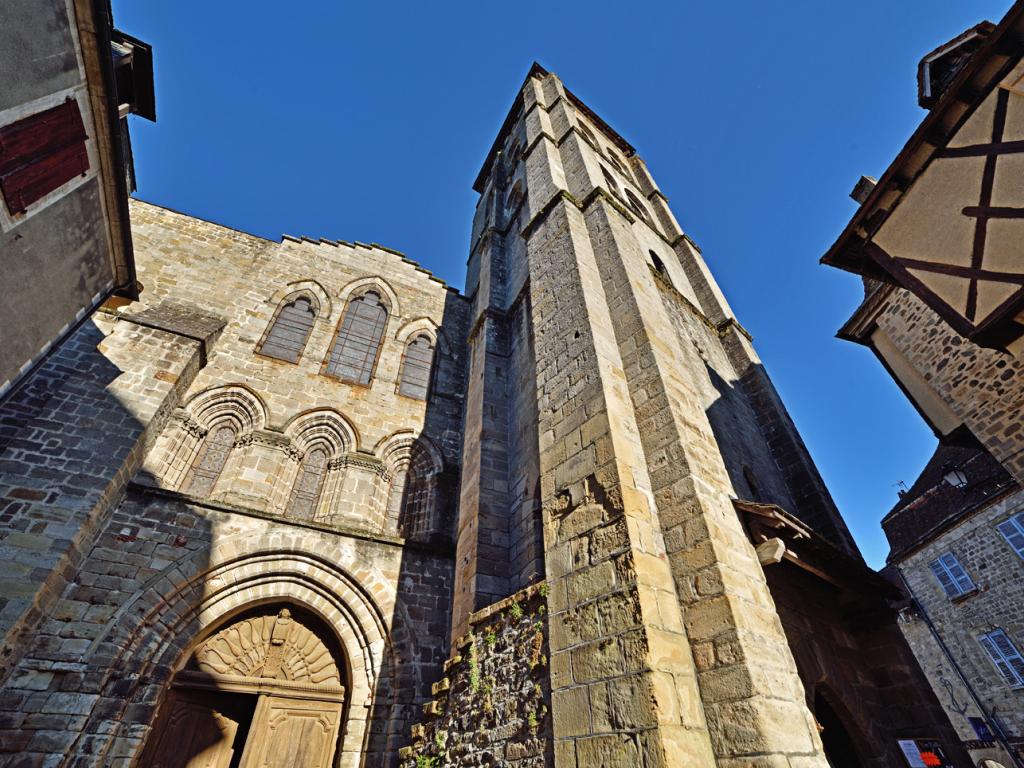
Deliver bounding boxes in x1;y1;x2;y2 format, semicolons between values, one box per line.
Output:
113;0;1013;568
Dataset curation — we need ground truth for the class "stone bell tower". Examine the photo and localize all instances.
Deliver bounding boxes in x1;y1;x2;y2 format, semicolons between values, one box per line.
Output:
453;64;846;766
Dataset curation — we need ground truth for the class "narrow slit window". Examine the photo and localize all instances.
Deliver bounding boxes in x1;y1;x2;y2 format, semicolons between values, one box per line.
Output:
577;121;596;145
601;166;620;195
625;189;651;223
650;250;670;278
181;423;236;497
928;552;975;598
286;446;329;521
258;295;316;363
398;335;434;400
324;291;388;385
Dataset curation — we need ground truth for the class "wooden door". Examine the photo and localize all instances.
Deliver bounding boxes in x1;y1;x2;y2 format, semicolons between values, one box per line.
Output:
139;690;241;768
238;695;342;768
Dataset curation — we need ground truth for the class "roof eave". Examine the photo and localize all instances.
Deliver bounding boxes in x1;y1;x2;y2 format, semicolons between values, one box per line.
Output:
821;0;1024;276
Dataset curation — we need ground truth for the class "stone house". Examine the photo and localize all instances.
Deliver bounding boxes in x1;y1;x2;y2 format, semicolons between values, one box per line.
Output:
823;3;1024;766
0;37;973;768
0;0;154;397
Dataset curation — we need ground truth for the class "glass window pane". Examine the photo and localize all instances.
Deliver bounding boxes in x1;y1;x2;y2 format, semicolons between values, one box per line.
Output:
260;297;316;363
182;424;236;497
326;292;387;385
287;447;328;521
399;335;434;400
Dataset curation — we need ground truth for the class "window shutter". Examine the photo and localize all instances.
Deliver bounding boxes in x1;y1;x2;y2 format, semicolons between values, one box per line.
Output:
998;514;1024;560
980;631;1024;688
0;100;89;213
929;559;959;597
939;552;975;594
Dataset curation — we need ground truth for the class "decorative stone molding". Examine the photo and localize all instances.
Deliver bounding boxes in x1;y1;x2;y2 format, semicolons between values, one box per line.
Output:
284;408;359;455
337;275;402;318
190;608;341;687
184;383;268;432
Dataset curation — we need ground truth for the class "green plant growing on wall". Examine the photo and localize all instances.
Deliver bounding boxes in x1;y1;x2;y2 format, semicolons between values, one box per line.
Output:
484;629;497;648
529;629;544;668
538;581;549;598
509;601;523;620
416;756;436;768
434;729;447;752
468;633;480;692
526;707;538;734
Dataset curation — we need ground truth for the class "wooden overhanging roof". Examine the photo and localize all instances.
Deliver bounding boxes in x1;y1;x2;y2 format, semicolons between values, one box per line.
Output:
733;499;901;599
472;62;636;194
821;2;1024;281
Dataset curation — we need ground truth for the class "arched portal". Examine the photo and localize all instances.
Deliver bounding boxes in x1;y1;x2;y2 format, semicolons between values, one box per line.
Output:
140;605;346;768
815;688;864;768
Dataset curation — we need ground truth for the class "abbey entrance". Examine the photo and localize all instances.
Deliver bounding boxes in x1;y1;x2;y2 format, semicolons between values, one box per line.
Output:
140;607;347;768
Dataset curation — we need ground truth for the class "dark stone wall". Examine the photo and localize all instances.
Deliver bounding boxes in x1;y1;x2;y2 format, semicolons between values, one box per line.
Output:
766;562;972;768
399;585;552;768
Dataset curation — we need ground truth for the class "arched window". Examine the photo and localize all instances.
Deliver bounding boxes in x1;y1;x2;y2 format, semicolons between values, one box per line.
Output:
577;121;597;145
286;446;329;521
649;250;674;289
181;423;236;496
506;181;524;212
608;151;632;182
398;334;435;400
324;291;388;385
402;469;432;539
601;166;620;195
625;189;652;223
384;444;438;540
258;295;317;363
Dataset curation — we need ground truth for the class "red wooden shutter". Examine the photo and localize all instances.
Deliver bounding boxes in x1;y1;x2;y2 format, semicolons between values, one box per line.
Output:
0;100;89;214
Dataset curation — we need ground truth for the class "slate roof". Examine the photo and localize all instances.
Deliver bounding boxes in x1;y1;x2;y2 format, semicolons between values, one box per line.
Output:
882;431;1018;562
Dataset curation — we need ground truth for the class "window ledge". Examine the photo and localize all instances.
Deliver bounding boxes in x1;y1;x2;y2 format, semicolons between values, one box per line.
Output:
950;587;980;603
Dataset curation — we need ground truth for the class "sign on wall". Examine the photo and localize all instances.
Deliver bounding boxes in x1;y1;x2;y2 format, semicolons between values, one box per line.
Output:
898;739;953;768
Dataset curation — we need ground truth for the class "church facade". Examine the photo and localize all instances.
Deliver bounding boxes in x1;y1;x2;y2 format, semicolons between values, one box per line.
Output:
0;64;968;767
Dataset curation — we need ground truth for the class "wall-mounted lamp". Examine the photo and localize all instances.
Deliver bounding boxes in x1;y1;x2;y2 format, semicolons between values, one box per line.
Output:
942;464;968;489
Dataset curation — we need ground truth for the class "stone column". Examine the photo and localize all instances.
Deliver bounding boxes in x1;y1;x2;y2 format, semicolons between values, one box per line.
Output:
451;229;514;642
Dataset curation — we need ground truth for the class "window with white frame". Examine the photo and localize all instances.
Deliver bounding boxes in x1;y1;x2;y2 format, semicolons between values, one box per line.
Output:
978;629;1024;688
928;552;975;598
997;512;1024;560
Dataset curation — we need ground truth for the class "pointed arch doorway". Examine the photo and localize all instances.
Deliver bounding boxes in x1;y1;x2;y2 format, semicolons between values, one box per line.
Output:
140;605;347;768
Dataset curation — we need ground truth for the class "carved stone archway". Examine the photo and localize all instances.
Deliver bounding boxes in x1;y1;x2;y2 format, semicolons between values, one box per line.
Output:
141;606;346;768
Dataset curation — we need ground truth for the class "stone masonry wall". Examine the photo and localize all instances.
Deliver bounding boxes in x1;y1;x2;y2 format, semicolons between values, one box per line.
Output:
399;583;552;768
897;487;1024;745
876;288;1024;484
0;198;470;767
0;485;454;767
0;310;210;685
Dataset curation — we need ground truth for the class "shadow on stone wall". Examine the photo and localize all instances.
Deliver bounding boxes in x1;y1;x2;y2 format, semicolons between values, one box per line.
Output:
0;316;219;765
700;360;971;768
365;290;467;766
